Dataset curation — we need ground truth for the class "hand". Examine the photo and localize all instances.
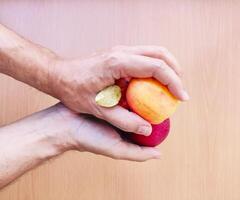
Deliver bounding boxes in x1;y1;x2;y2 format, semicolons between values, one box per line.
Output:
52;104;160;161
0;103;159;188
50;46;189;136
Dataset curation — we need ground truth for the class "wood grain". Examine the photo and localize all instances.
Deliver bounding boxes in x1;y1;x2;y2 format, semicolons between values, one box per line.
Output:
0;0;239;199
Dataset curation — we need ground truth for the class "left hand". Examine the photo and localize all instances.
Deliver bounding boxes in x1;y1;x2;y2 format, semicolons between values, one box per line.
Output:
51;104;161;161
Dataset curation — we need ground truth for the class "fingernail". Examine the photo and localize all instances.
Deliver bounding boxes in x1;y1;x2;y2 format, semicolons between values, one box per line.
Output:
137;125;152;136
180;90;190;101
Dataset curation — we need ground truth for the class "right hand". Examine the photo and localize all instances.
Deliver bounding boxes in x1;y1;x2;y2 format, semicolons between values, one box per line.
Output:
49;46;189;136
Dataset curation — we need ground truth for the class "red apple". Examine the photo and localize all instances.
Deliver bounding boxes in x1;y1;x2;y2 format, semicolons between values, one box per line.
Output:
129;118;170;147
97;79;172;147
116;78;130;109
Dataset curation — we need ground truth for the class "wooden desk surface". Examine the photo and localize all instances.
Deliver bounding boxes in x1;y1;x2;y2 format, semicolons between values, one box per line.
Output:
0;1;239;199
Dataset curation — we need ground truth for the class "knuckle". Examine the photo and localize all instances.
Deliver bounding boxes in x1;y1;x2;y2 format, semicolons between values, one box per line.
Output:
120;121;131;132
169;67;181;80
111;151;122;160
105;52;123;67
94;111;104;119
174;78;182;87
155;59;167;71
170;76;182;89
159;46;169;54
93;106;105;119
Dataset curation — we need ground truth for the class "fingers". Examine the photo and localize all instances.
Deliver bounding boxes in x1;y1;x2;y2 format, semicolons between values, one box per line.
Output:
111;141;161;161
98;105;152;136
152;59;189;100
114;45;182;76
109;53;189;100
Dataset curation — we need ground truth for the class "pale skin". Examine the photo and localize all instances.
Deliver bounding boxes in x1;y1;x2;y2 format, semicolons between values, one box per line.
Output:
0;24;189;188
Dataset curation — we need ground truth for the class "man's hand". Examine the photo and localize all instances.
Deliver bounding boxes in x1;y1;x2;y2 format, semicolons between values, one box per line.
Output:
0;104;160;188
50;46;189;136
55;104;160;161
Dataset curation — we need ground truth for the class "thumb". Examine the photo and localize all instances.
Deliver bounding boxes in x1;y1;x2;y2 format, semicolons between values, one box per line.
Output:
98;105;152;136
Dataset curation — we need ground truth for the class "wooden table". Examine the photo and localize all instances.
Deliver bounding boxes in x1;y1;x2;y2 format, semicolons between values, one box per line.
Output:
0;1;239;199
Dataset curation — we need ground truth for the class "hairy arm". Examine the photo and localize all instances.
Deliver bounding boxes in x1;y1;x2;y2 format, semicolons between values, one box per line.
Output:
0;23;188;135
0;24;57;96
0;104;159;189
0;105;73;188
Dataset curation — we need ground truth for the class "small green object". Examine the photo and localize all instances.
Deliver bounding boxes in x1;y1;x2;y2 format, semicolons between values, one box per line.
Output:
95;85;121;107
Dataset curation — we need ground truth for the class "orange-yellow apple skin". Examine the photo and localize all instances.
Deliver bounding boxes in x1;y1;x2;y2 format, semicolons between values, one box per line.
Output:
126;78;179;124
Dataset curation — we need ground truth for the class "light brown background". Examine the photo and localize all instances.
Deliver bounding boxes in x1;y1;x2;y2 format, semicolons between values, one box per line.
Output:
0;0;240;200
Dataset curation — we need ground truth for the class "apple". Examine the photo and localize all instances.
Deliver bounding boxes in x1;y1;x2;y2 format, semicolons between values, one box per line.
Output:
126;78;179;124
95;85;121;107
115;78;130;109
96;78;177;147
129;118;170;147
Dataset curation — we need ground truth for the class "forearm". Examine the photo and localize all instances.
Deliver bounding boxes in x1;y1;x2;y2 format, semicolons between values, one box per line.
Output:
0;24;58;96
0;106;73;189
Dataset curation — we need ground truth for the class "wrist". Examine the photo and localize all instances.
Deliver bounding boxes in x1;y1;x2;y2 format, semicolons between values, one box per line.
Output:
37;104;79;153
47;56;67;100
16;104;79;159
0;23;61;98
